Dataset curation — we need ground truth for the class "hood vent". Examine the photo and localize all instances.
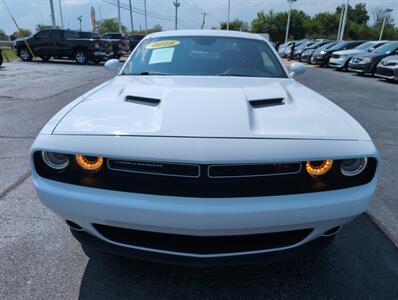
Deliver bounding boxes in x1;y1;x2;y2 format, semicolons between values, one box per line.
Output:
125;95;161;106
249;98;285;109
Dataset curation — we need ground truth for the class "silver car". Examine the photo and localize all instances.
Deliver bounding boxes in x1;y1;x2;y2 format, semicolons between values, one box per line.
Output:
328;41;386;70
375;55;398;81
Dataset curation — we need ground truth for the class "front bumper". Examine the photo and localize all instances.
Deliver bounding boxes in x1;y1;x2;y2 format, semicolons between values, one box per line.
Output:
348;62;372;73
311;55;328;65
92;51;113;61
328;57;348;69
375;66;398;81
31;135;378;264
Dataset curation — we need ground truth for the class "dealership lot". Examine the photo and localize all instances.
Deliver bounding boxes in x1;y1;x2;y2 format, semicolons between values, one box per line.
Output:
0;61;397;299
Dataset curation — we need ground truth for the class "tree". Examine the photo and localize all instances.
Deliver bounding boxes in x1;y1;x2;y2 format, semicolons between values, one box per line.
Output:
372;8;394;26
36;24;55;32
10;28;32;39
0;29;8;41
220;19;249;31
96;18;127;34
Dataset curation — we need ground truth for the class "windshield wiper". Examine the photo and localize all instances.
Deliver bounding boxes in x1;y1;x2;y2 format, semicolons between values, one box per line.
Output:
131;71;173;76
217;73;255;77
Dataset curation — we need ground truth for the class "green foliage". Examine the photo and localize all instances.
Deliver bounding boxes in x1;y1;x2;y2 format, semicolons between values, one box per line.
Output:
36;24;56;32
96;18;127;34
220;19;249;31
0;29;8;40
129;24;162;35
247;2;397;42
15;28;32;38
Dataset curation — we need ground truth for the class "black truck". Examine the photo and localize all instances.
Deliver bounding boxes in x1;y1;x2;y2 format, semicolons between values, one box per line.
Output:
14;29;113;64
100;32;130;58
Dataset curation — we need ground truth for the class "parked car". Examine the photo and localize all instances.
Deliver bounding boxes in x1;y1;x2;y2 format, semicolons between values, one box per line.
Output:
14;29;113;64
279;40;306;58
125;34;145;51
374;55;398;81
292;41;317;59
101;32;129;58
298;41;332;62
311;41;364;67
31;30;379;266
328;41;387;70
304;42;337;64
78;31;100;39
348;41;398;75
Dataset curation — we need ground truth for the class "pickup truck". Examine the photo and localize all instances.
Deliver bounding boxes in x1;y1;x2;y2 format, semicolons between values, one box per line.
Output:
14;29;113;64
100;32;130;58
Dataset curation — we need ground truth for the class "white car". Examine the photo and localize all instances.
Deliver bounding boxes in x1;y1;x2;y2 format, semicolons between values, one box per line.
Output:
31;30;379;266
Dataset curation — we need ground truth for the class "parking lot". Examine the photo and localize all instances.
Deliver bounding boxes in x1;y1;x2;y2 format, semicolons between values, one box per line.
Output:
0;60;397;299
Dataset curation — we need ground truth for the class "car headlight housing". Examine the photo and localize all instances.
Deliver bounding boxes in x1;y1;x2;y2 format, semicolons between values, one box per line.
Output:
340;158;368;176
41;151;69;170
319;51;326;55
306;160;333;177
75;154;104;172
361;57;372;64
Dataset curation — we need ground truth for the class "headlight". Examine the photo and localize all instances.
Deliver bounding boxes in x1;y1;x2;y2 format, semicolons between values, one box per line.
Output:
339;55;347;59
75;154;104;172
319;51;326;55
41;151;69;170
361;57;372;63
340;158;368;176
306;160;333;177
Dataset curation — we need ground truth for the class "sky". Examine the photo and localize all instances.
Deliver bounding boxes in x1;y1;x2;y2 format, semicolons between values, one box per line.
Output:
1;0;397;34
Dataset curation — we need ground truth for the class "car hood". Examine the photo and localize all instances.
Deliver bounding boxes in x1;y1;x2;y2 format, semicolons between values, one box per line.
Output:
354;52;384;59
333;49;366;56
53;76;361;140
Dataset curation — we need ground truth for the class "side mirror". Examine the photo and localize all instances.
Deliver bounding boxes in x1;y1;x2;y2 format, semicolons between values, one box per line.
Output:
289;62;306;77
104;59;122;75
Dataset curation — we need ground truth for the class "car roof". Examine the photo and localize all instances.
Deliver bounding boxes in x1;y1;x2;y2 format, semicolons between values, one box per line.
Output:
146;30;266;41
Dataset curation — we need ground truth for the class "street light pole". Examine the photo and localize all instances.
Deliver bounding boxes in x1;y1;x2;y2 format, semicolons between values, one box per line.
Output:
58;0;64;29
129;0;134;32
117;0;122;32
144;0;148;33
49;0;56;28
227;0;230;30
173;0;180;30
379;8;393;40
340;0;349;41
284;0;297;43
77;16;82;31
337;4;344;40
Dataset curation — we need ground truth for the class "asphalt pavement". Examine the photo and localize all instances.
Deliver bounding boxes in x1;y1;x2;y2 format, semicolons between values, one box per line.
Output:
0;60;397;299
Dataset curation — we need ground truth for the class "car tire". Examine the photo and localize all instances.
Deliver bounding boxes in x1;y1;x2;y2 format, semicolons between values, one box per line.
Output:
18;48;33;61
40;56;50;62
74;50;88;65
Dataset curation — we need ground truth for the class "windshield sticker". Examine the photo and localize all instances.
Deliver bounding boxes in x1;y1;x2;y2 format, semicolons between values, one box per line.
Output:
149;47;175;64
146;40;180;49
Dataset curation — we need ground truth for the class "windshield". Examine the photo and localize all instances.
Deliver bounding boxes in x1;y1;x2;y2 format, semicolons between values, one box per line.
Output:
355;42;373;50
122;36;287;78
373;42;398;54
328;42;345;51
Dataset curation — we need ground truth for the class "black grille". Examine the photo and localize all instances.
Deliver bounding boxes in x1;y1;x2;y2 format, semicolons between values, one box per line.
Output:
34;153;378;198
94;224;313;254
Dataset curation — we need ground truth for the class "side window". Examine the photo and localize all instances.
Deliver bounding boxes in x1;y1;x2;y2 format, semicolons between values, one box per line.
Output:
48;31;61;40
35;31;50;39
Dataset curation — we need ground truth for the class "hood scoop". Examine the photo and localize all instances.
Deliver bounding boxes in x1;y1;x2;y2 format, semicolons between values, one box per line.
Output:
249;98;285;109
126;95;161;106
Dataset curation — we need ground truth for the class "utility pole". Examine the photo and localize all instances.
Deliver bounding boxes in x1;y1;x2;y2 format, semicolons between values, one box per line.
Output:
144;0;148;33
201;12;208;29
117;0;122;32
129;0;134;32
77;16;82;31
379;8;393;40
337;4;344;40
49;0;56;28
173;0;180;30
340;0;349;41
285;0;297;43
58;0;64;28
227;0;230;30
